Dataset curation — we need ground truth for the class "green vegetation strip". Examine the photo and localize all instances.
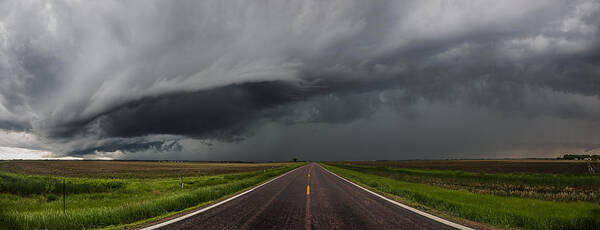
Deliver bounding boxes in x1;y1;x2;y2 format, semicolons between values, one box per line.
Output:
0;164;302;230
322;163;600;230
331;163;600;202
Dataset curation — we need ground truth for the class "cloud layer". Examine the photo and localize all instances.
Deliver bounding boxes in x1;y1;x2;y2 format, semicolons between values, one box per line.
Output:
0;0;599;159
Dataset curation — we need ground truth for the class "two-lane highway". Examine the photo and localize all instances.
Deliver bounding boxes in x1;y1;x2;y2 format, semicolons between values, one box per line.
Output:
149;163;468;230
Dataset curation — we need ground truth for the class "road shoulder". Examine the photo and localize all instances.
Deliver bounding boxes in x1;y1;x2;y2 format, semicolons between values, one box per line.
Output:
319;163;501;230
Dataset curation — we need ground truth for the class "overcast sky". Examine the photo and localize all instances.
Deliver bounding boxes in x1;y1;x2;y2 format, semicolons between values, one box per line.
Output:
1;0;599;161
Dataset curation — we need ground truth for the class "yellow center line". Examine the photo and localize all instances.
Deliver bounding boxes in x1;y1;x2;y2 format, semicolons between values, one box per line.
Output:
306;166;312;196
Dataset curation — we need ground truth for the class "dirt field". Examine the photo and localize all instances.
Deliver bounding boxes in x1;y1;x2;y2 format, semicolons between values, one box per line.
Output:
341;160;600;174
0;160;292;178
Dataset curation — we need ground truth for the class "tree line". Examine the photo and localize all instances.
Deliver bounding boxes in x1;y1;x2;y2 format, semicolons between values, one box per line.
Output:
561;154;600;160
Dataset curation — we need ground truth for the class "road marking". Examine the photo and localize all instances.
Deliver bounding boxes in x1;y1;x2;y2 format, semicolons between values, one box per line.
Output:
305;183;312;230
140;165;307;230
320;165;474;230
305;165;313;230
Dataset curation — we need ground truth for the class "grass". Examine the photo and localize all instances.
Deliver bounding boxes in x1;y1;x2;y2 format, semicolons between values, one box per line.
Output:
329;163;600;202
0;172;126;195
0;163;302;230
323;163;600;230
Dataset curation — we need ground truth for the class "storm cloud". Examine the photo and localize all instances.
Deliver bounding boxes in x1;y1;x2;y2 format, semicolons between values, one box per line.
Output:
0;0;599;159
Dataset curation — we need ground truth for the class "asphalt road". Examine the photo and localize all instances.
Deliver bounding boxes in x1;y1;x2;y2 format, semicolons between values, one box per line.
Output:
155;163;461;230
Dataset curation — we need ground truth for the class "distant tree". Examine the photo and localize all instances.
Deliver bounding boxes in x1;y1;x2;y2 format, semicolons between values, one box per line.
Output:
561;154;600;160
293;158;298;162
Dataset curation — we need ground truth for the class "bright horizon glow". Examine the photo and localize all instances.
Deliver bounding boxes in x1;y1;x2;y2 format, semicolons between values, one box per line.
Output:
0;146;82;160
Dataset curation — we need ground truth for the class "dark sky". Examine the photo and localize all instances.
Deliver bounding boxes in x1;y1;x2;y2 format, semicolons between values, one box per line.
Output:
1;0;600;160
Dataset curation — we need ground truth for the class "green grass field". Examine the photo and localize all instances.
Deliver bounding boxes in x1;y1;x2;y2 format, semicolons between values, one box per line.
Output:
330;163;600;202
0;163;302;230
323;163;600;230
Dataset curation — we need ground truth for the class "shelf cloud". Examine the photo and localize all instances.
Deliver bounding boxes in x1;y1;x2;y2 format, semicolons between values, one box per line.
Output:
0;0;599;159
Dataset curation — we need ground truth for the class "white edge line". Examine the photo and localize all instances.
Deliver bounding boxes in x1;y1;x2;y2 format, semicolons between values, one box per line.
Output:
320;165;474;230
141;165;306;230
